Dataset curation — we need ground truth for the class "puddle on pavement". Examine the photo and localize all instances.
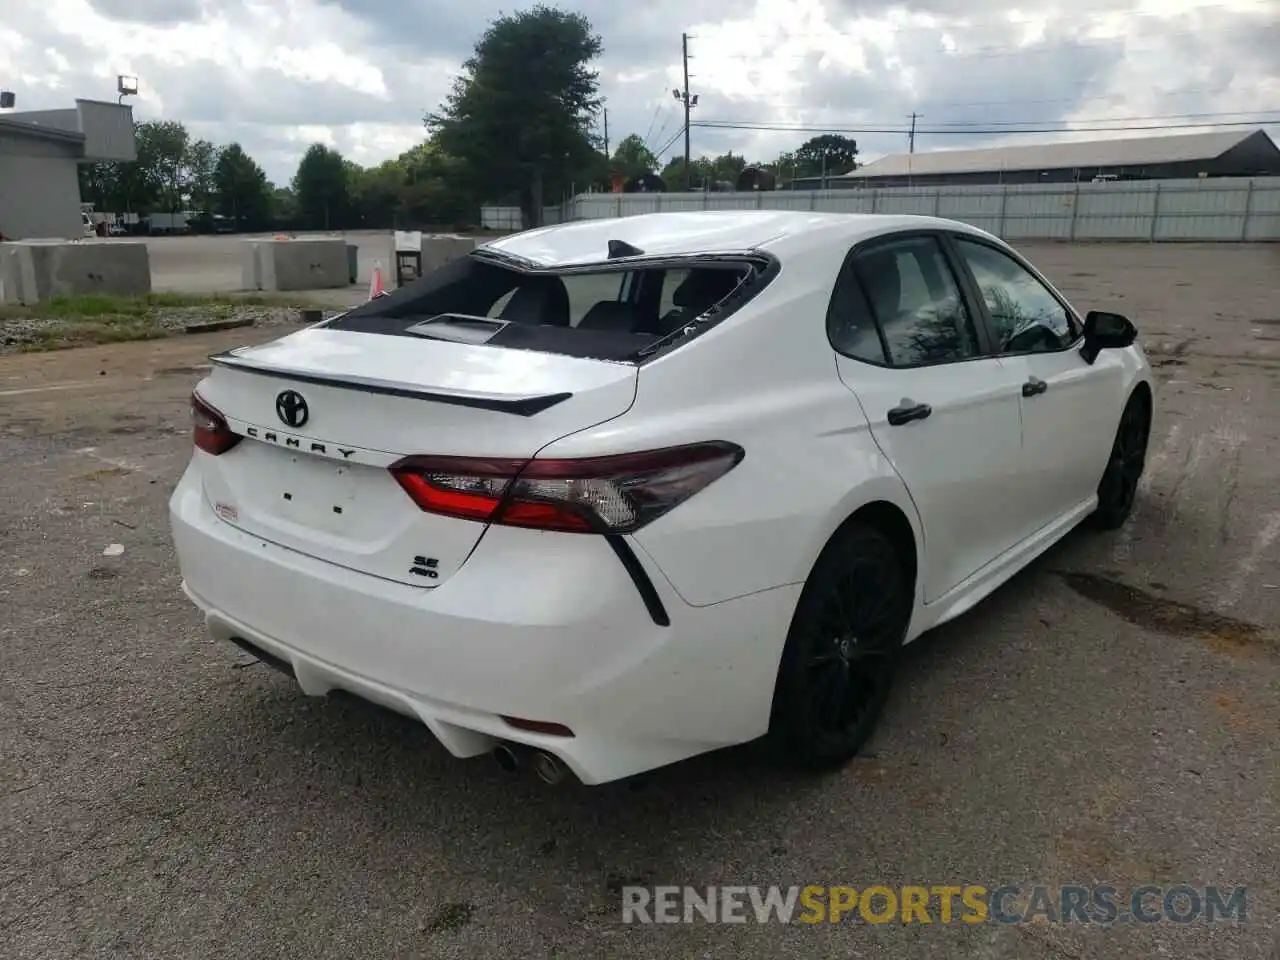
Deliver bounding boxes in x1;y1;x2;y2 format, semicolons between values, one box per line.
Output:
1058;572;1276;658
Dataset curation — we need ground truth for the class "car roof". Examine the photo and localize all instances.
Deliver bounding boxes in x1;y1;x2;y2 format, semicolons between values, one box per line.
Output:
479;210;1001;268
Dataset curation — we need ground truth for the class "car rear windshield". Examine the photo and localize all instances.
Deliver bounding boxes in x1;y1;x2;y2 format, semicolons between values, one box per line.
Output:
325;252;769;362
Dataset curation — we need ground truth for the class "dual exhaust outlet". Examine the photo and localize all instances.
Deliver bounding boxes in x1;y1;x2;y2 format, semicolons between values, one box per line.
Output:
492;742;569;784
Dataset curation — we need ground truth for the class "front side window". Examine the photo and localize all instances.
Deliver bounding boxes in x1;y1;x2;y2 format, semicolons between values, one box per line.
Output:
845;236;981;367
952;238;1078;353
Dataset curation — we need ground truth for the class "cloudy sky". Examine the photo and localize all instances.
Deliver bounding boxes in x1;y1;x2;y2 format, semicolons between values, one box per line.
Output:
2;0;1277;184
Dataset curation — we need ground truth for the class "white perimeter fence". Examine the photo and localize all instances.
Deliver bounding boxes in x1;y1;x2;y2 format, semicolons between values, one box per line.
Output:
541;177;1280;242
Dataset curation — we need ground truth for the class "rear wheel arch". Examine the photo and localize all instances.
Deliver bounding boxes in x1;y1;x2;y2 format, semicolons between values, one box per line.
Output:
815;500;919;601
768;499;919;765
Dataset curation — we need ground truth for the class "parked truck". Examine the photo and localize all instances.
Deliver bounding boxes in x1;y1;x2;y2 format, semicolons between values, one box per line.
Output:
148;212;196;235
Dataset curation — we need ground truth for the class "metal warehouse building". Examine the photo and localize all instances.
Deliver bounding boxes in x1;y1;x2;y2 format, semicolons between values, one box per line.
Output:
800;128;1280;189
0;99;136;240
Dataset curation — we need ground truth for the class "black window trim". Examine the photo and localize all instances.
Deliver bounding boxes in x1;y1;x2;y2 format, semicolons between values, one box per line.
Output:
825;229;999;370
939;231;1086;359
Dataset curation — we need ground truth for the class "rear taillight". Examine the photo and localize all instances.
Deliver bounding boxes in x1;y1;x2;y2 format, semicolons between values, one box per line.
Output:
389;442;744;534
191;391;241;455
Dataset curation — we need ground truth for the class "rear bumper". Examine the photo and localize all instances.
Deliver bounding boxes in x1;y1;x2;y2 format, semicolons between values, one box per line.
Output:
169;461;800;784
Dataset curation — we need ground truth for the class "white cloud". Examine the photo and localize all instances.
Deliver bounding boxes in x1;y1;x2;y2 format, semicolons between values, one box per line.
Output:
0;0;1275;184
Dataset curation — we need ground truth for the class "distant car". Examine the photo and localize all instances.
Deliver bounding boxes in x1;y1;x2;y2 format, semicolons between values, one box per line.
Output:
169;211;1153;785
81;212;94;237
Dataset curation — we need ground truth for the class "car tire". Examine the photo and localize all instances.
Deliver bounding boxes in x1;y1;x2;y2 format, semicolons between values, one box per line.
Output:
1088;391;1150;531
768;522;912;769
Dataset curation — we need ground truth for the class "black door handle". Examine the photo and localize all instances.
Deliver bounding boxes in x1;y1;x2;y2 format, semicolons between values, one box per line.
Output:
887;400;932;426
1021;376;1047;397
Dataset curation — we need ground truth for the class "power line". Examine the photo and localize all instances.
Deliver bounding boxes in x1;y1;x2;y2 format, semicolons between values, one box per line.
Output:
918;109;1280;127
694;107;1279;129
878;89;1278;111
692;117;1276;136
654;124;687;160
641;102;663;149
711;1;1274;39
650;111;673;154
705;28;1272;65
759;79;1280;113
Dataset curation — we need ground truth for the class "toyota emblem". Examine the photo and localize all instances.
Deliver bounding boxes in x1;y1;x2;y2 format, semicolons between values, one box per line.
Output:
275;390;309;428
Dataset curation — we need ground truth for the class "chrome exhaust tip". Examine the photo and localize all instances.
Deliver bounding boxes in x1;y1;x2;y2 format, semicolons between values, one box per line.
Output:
530;750;566;785
492;744;520;773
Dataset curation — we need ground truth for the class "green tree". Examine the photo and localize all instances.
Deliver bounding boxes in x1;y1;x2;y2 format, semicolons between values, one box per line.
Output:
78;162;121;211
793;134;858;178
660;152;747;191
184;138;217;212
351;160;404;228
140;120;192;211
272;186;298;226
77;119;183;213
213;143;272;229
397;141;474;226
292;143;350;230
427;6;603;227
659;156;709;189
611;134;657;178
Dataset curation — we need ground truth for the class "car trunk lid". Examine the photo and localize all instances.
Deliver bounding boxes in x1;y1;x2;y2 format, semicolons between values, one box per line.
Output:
192;326;637;587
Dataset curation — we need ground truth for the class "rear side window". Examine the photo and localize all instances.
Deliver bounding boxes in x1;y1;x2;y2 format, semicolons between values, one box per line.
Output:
326;253;762;362
830;236;980;367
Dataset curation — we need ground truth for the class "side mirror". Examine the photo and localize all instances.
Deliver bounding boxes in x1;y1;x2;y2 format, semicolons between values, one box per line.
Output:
1081;310;1136;364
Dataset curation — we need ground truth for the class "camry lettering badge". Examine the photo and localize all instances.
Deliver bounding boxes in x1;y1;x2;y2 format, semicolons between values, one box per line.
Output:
275;390;309;428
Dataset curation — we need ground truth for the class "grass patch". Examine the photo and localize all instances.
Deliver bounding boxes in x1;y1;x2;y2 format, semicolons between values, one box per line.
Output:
16;319;171;351
0;290;315;322
1;290;326;351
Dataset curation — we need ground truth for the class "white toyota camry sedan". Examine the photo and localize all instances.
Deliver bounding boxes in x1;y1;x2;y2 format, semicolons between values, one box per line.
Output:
170;210;1152;785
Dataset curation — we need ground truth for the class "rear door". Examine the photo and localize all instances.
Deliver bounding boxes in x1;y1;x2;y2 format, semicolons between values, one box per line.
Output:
829;232;1027;602
945;234;1126;534
192;326;638;587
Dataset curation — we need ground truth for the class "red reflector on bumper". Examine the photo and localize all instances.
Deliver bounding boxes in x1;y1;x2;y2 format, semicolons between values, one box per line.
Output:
501;716;575;737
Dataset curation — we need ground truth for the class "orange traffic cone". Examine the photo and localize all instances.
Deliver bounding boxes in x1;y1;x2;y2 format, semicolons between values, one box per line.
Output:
368;260;385;299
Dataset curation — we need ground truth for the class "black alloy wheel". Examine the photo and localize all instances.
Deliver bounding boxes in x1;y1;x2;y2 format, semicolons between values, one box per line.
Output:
770;523;912;767
1089;393;1150;530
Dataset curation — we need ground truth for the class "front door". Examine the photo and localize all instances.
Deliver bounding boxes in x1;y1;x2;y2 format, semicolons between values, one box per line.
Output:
946;235;1125;535
829;233;1028;602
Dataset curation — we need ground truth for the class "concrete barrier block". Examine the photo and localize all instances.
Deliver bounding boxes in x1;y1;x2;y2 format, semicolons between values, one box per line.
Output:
241;240;265;290
255;238;350;291
0;240;151;303
421;234;476;273
0;245;30;304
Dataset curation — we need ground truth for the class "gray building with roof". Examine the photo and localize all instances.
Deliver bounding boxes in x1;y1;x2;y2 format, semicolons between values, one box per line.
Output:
793;129;1280;189
0;99;137;240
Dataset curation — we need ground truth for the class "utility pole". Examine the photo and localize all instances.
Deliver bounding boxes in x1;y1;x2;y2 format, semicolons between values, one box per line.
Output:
674;32;698;191
603;107;609;158
908;112;917;154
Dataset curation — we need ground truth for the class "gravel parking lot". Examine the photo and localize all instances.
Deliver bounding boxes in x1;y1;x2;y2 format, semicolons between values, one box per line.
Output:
2;243;1278;959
